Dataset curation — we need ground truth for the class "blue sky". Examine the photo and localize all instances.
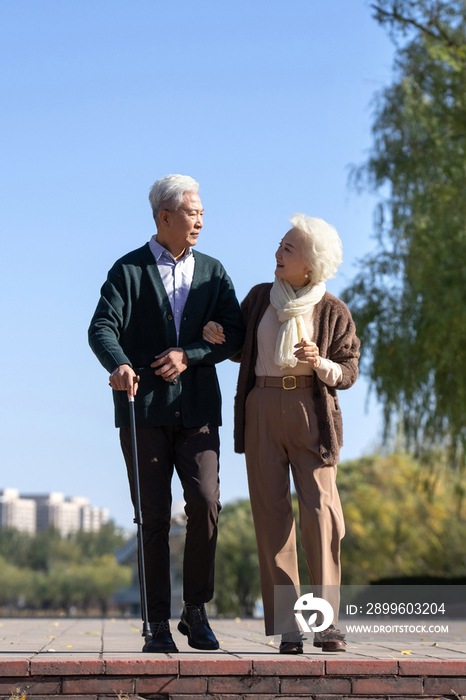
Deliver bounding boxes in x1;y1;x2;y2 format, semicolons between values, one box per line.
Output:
1;0;395;528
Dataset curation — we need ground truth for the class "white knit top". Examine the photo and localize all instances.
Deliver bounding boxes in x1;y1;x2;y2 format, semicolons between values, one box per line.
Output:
255;303;343;387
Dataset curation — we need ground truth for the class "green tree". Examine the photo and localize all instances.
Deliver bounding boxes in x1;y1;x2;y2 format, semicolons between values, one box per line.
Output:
214;500;261;616
0;521;127;572
0;556;34;607
0;528;34;569
22;557;132;613
338;452;466;583
343;1;466;467
72;555;132;615
0;523;132;613
74;522;128;559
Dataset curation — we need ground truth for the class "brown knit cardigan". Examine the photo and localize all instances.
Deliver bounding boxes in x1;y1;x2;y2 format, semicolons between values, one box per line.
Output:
233;283;360;465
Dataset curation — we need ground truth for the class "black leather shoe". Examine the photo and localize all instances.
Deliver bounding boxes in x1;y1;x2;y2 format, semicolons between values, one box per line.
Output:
279;630;305;654
178;603;219;650
142;621;178;653
279;641;304;654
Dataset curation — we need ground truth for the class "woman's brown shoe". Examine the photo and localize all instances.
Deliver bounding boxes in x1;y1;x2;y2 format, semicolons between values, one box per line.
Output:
313;625;346;652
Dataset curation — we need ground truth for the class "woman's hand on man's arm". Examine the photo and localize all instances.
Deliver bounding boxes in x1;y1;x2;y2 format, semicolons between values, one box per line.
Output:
202;321;226;345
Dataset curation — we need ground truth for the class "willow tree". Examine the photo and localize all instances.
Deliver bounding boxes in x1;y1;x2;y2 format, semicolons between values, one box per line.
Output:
343;0;466;467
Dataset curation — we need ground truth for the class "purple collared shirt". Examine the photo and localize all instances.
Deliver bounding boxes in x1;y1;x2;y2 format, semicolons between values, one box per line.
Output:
149;236;195;342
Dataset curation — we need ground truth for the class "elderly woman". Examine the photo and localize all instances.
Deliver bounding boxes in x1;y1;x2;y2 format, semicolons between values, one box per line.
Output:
204;214;359;653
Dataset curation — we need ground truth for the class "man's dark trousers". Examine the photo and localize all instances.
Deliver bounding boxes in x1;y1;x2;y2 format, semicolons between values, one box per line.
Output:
120;424;220;622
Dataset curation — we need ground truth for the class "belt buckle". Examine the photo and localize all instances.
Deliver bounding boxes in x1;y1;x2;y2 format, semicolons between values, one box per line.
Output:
282;375;297;390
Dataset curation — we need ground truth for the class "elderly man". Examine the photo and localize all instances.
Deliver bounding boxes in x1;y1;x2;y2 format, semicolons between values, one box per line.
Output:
88;174;244;653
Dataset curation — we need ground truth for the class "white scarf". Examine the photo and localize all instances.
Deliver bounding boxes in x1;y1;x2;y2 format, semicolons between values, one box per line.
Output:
270;276;326;369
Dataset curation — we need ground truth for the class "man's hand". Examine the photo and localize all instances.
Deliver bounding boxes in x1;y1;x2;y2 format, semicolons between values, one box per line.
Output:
151;348;188;382
294;338;321;369
203;321;225;345
109;364;140;397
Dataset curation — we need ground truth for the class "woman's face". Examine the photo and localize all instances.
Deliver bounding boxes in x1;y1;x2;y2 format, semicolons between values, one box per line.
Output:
275;228;310;287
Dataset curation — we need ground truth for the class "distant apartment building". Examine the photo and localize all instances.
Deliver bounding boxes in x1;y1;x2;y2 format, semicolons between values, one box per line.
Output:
0;489;109;536
0;488;36;534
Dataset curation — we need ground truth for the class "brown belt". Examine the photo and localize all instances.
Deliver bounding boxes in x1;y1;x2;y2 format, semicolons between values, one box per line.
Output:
255;375;314;390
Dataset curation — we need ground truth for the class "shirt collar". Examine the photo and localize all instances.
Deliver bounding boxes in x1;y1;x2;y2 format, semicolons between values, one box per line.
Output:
149;235;193;263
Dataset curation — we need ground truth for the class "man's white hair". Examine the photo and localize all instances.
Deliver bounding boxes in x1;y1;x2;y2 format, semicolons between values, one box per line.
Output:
290;213;343;285
148;174;199;223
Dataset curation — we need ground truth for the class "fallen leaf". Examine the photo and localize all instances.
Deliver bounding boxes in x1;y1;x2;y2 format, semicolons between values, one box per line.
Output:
130;628;139;632
421;638;428;641
85;631;99;635
65;645;73;648
53;622;59;627
47;649;56;652
401;650;412;655
267;639;276;646
431;642;438;647
235;617;241;624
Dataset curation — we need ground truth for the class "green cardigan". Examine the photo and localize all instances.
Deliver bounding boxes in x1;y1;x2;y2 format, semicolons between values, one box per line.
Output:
88;243;245;428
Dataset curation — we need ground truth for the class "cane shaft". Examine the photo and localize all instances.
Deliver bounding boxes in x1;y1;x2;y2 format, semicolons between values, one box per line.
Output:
129;396;151;638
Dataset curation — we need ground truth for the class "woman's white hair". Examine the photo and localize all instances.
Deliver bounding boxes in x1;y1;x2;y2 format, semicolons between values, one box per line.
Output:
148;174;199;223
290;213;343;285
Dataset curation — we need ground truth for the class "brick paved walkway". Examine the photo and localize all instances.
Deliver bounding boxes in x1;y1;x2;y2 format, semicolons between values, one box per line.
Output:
1;616;465;658
1;617;466;698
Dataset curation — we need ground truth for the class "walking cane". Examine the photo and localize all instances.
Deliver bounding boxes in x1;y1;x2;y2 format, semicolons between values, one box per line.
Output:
128;393;151;640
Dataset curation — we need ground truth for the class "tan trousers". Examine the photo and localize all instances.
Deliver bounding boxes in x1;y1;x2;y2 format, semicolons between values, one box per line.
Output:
245;384;345;635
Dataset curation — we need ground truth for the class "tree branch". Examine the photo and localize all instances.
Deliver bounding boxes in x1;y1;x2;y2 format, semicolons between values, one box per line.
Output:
371;4;458;47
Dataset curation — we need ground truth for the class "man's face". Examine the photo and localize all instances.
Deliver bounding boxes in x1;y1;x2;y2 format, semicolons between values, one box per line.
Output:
163;191;204;251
